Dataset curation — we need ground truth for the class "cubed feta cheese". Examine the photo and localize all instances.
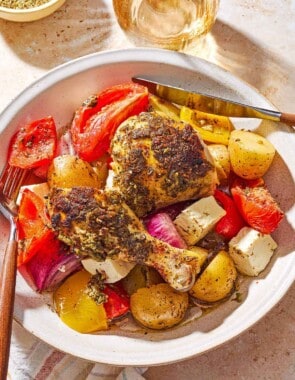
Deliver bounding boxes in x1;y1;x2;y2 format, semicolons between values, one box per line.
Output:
229;227;277;276
174;196;226;245
82;258;135;283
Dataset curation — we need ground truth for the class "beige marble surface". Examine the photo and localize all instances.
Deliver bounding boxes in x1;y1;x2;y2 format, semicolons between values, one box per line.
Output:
0;0;294;379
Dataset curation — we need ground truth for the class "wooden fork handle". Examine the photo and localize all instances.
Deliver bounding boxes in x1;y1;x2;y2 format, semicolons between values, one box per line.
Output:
280;112;295;126
0;240;18;380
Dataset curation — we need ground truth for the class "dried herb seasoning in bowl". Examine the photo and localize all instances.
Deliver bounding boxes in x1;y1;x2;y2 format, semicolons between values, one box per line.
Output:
0;0;65;22
1;0;50;9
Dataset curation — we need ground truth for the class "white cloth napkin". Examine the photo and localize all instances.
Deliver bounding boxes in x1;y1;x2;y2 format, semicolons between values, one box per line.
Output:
8;322;147;380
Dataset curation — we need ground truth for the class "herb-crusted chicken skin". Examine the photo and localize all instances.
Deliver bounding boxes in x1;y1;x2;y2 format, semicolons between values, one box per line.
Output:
48;187;201;291
111;112;218;217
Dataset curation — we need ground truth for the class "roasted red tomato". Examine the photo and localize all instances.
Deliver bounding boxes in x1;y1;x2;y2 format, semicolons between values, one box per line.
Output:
231;178;284;234
8;116;57;169
71;84;143;132
17;189;56;266
214;189;246;240
103;283;130;320
71;83;149;162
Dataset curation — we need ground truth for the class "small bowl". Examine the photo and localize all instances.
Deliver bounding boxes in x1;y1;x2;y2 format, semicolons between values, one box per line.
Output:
0;0;66;22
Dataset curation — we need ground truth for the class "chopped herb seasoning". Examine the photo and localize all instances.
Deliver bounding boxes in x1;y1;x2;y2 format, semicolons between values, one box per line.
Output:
0;0;50;9
86;272;107;305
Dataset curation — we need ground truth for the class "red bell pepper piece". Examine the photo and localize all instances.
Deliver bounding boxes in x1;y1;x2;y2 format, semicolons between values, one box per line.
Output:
103;283;130;320
214;189;246;240
70;83;149;162
8;116;57;169
230;177;284;234
17;189;56;266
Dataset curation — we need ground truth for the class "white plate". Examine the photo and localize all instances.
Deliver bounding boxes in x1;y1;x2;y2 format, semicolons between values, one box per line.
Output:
0;48;294;366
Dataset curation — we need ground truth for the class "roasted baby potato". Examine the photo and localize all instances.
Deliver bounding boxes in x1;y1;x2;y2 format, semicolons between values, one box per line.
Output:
182;246;209;271
130;283;189;329
189;250;237;303
47;155;103;188
228;130;276;180
208;144;231;184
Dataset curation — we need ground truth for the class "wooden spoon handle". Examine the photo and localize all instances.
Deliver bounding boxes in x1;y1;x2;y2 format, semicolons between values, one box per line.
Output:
0;240;18;380
280;112;295;126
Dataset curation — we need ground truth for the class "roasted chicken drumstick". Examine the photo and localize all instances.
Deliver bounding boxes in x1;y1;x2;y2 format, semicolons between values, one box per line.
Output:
111;112;218;217
48;187;200;291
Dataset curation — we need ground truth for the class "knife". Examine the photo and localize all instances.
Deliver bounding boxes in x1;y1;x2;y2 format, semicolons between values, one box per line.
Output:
132;77;295;126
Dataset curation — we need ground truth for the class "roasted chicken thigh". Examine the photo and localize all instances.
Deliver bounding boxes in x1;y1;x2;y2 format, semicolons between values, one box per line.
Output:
111;112;218;217
48;187;201;291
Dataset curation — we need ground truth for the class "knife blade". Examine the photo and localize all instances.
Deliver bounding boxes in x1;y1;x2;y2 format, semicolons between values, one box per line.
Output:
132;77;295;126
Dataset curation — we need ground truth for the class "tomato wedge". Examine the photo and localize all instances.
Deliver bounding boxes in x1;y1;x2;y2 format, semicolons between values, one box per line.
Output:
71;83;149;162
17;189;56;266
214;189;246;240
231;178;284;234
72;84;144;132
103;283;130;320
8;116;57;169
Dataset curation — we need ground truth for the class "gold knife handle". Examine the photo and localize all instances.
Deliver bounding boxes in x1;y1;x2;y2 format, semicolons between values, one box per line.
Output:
280;113;295;126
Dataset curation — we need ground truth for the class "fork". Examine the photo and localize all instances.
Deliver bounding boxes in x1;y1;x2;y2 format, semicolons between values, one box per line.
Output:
0;163;28;380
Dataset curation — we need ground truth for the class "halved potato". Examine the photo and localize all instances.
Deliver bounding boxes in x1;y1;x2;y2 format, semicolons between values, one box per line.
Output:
48;155;103;188
189;250;237;303
182;246;209;272
208;144;231;184
228;130;275;179
130;283;188;329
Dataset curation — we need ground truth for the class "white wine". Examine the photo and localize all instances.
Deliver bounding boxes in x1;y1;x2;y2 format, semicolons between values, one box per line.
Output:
113;0;219;51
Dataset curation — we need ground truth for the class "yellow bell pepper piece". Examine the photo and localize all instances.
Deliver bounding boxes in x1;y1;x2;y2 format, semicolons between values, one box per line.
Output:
54;270;108;333
180;106;234;145
149;94;180;121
